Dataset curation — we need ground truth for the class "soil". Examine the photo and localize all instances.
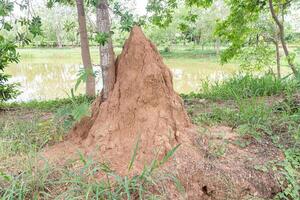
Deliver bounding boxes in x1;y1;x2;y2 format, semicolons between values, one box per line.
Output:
41;26;284;199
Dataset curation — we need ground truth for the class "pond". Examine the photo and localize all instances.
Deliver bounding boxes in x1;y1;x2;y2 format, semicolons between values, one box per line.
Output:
7;48;238;102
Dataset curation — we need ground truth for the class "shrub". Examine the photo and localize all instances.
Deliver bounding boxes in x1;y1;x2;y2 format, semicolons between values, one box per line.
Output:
0;37;20;101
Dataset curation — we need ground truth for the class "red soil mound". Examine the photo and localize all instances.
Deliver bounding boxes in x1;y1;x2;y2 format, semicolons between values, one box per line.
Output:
69;26;193;173
43;26;282;199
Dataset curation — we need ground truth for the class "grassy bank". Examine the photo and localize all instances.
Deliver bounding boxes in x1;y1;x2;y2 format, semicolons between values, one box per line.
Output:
1;74;300;199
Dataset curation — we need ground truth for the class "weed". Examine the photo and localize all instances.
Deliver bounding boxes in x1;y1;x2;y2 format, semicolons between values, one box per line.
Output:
276;148;300;200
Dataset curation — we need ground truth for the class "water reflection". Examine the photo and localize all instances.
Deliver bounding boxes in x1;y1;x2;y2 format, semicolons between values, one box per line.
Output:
7;61;236;102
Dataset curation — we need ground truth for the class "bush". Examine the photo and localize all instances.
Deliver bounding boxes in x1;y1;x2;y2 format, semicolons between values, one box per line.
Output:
0;37;20;101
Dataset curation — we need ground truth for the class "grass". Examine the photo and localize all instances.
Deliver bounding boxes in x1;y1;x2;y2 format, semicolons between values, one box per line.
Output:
182;73;298;100
0;95;94;112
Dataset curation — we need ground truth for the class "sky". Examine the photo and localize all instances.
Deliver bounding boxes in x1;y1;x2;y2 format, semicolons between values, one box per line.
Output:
135;0;148;15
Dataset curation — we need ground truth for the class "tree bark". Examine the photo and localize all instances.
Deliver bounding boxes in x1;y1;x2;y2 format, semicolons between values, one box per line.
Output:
75;0;95;97
275;40;281;78
56;29;63;48
96;0;116;101
268;0;298;75
215;39;220;55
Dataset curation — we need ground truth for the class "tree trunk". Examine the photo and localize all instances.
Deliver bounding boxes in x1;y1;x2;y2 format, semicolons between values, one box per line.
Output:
268;0;298;75
96;0;116;101
275;41;281;79
75;0;95;97
56;30;63;48
215;39;220;55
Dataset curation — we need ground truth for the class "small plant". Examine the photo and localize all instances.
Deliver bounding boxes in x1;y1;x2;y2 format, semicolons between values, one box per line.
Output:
276;148;300;200
55;68;96;127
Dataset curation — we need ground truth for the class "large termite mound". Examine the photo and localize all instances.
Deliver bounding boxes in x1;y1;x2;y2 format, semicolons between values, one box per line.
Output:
67;26;193;173
44;26;283;199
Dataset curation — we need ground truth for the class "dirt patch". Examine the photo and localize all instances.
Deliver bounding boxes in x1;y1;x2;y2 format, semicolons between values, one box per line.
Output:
42;26;283;199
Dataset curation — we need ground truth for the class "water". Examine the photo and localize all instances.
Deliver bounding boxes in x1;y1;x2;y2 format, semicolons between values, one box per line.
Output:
6;48;238;102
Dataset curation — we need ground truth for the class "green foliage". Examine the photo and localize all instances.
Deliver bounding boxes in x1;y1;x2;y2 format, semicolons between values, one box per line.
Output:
215;0;262;63
0;0;13;16
54;68;96;127
190;73;297;100
146;0;178;28
276;148;300;200
112;1;145;32
147;0;213;28
237;43;275;71
0;0;43;101
0;36;20;101
15;32;31;46
94;32;110;46
0;112;66;158
46;0;75;8
28;16;43;37
55;95;91;127
185;0;213;7
75;67;96;91
0;95;94;111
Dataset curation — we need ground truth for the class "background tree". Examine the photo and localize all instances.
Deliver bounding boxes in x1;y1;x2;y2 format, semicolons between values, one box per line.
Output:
95;0;116;100
75;0;95;97
147;0;299;76
268;0;298;75
48;0;96;97
0;0;42;101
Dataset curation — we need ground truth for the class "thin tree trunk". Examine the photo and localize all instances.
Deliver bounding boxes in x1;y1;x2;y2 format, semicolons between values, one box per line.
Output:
275;41;281;78
268;0;298;75
75;0;95;97
56;30;63;48
96;0;116;101
215;39;220;55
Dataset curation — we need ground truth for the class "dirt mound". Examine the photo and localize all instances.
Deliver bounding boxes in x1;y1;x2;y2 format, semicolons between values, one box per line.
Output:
43;26;282;199
70;26;192;173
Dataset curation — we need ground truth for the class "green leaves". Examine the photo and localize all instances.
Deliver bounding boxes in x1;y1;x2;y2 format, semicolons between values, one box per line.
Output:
75;68;95;91
0;38;19;71
185;0;213;8
0;0;13;17
147;0;178;28
3;22;12;31
215;0;262;64
94;32;110;46
28;16;43;37
120;11;135;32
237;43;275;71
46;0;75;8
112;2;137;32
71;102;90;121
